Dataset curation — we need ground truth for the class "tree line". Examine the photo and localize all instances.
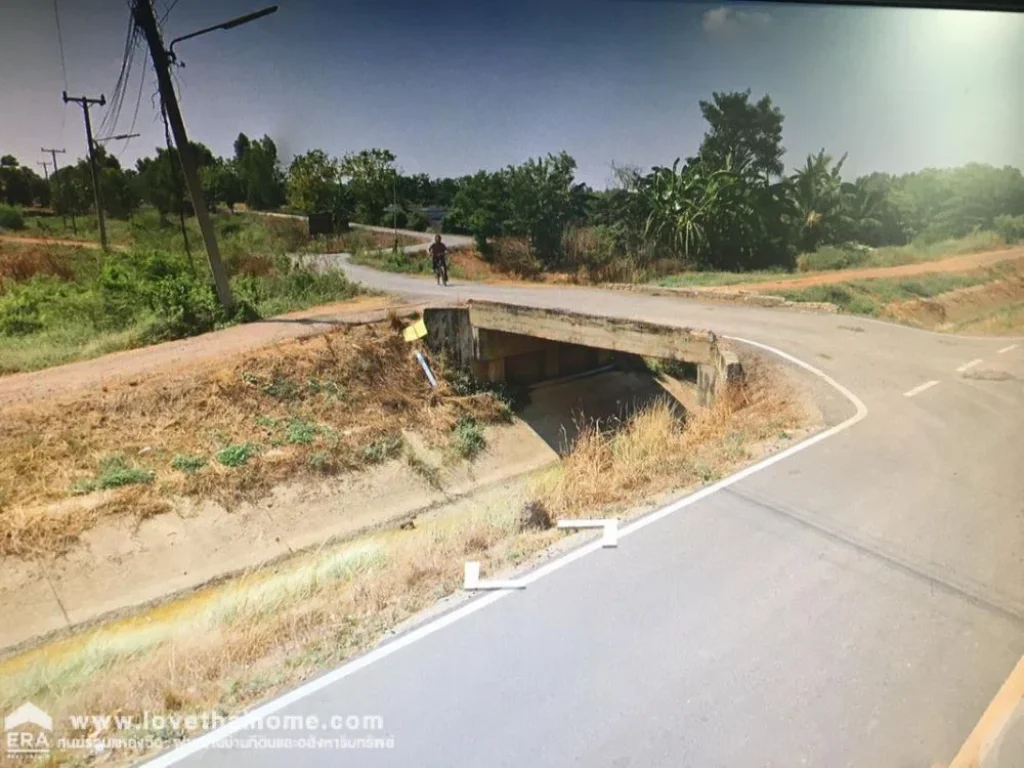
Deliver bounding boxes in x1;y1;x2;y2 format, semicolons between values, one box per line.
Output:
4;89;1024;273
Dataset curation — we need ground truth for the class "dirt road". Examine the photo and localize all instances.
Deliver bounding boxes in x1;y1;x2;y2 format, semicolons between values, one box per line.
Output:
721;246;1024;293
0;234;124;250
0;296;424;411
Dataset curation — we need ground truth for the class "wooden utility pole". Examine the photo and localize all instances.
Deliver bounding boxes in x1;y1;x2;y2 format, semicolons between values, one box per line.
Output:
132;0;234;310
41;147;74;231
62;92;108;249
37;161;50;181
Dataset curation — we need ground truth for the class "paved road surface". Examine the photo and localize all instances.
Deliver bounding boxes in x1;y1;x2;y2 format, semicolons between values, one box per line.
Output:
150;238;1024;767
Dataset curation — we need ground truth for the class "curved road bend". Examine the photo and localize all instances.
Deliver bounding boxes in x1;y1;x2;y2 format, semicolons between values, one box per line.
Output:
154;239;1024;767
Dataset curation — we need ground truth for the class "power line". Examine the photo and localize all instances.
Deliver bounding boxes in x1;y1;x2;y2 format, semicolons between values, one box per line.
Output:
121;58;149;157
160;0;181;25
52;0;69;91
99;13;142;137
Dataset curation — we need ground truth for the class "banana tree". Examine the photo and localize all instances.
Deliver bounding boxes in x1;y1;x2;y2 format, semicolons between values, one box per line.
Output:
642;156;737;262
784;149;848;251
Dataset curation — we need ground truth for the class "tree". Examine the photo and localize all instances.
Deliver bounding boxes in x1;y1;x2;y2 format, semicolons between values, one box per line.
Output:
234;133;286;210
286;149;340;214
503;151;586;265
136;142;215;217
448;170;508;249
0;155;47;207
201;159;243;212
339;148;397;225
696;90;785;182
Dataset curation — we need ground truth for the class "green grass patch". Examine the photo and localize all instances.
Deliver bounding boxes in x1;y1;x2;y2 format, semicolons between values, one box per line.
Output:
653;268;792;288
797;231;1005;272
778;272;991;315
0;214;362;376
285;417;319;445
216;442;258;468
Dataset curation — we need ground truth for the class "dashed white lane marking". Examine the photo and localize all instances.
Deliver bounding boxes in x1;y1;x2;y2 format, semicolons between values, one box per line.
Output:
957;359;983;373
904;380;940;398
998;344;1018;355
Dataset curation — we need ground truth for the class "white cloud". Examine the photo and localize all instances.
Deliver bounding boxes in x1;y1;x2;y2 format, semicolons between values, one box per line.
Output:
701;6;772;38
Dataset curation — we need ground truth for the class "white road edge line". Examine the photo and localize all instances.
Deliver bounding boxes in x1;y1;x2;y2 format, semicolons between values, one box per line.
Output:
997;344;1018;355
904;380;940;398
141;335;869;768
957;359;983;373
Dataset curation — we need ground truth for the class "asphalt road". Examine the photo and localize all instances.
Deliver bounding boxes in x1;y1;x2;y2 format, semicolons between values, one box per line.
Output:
150;243;1024;767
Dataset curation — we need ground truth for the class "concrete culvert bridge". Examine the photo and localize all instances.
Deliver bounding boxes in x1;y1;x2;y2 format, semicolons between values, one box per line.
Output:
422;300;744;411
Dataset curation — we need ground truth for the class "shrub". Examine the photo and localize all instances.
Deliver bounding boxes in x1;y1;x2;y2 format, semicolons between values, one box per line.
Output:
0;204;25;230
487;236;541;278
216;442;258;467
144;275;219;340
994;215;1024;245
563;225;620;279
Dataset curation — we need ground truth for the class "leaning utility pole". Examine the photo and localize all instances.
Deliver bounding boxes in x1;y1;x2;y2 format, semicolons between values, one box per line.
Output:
62;92;108;249
41;147;74;231
37;161;50;181
132;0;234;310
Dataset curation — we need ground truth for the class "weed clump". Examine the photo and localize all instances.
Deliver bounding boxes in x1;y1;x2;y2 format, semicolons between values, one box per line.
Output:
73;455;155;494
217;443;258;468
171;455;206;473
450;417;486;460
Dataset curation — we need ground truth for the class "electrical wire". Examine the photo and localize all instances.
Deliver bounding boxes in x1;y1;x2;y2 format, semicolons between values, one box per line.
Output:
53;0;69;140
99;12;142;138
53;0;69;91
160;0;181;25
161;100;195;272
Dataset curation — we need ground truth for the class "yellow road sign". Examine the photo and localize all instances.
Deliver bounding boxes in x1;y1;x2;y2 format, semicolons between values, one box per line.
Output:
403;318;428;342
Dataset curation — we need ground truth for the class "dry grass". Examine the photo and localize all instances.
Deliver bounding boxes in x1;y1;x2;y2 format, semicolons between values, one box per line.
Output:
0;358;805;766
0;322;509;558
535;361;801;519
0;240;81;285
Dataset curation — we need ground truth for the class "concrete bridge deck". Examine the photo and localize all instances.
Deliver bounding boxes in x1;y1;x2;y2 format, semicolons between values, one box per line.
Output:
423;300;742;407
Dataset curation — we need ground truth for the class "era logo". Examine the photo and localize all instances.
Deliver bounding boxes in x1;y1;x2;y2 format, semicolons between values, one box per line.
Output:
4;702;52;756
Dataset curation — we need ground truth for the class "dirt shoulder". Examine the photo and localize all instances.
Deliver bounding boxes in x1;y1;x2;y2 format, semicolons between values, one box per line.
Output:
0;296;420;411
718;246;1024;293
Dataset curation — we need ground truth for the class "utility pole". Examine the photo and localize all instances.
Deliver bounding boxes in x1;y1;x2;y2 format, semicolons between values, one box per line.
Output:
63;92;108;250
37;161;50;181
41;147;74;231
132;0;234;310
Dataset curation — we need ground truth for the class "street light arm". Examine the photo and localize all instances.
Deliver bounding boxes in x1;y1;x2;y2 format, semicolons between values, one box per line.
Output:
168;5;278;61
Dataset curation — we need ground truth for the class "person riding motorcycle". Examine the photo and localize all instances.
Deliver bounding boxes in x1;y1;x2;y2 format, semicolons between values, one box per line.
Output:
429;234;449;286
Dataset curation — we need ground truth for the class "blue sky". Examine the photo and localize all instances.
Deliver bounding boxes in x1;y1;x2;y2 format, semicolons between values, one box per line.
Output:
2;0;1022;188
